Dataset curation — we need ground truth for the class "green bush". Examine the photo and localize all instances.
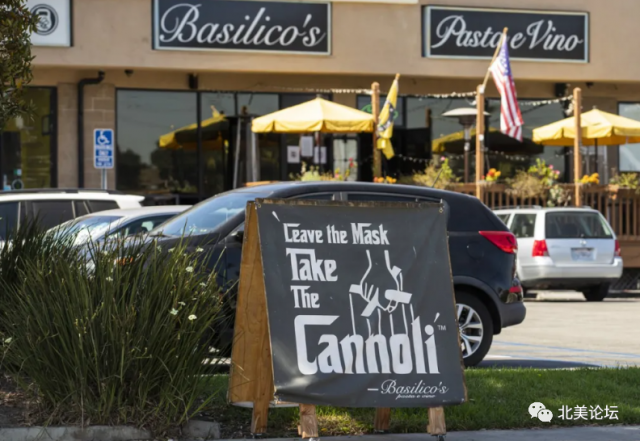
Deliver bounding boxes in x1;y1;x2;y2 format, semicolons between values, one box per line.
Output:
0;228;226;432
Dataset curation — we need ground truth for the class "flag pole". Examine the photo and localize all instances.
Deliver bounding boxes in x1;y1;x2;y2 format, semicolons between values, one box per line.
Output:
372;82;381;179
476;27;508;199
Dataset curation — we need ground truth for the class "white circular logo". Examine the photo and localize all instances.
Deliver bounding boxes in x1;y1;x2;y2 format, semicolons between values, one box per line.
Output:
31;4;58;36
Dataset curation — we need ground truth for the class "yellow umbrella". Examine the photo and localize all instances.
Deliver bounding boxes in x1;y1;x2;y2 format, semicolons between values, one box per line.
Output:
533;108;640;146
251;97;374;133
159;109;228;150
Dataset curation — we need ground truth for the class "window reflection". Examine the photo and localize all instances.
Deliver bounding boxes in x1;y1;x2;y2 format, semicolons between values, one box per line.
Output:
619;103;640;172
1;88;54;189
116;90;197;195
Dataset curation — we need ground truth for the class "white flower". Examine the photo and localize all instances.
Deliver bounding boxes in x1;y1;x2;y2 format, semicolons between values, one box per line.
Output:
157;246;162;252
200;282;206;287
106;276;113;282
3;337;12;344
188;314;197;321
185;266;194;273
168;248;175;253
196;247;204;253
169;308;179;316
178;301;186;306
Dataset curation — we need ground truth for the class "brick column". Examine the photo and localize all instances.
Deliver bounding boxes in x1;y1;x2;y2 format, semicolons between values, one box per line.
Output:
57;84;79;188
83;83;116;189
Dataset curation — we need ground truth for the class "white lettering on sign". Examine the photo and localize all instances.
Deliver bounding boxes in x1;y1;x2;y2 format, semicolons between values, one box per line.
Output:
351;223;389;245
158;3;326;48
286;248;338;282
431;14;584;53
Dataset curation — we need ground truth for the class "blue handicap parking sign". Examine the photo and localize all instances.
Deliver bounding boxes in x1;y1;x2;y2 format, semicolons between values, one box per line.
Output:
94;129;114;169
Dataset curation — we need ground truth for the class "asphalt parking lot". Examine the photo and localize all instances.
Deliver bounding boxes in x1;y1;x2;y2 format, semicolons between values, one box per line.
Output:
482;292;640;368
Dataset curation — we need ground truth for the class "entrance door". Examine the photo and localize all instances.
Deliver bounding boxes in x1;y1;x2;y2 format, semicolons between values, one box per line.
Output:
0;88;56;189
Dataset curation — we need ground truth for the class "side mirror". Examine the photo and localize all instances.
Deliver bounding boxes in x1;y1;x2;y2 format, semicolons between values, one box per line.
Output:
231;230;244;243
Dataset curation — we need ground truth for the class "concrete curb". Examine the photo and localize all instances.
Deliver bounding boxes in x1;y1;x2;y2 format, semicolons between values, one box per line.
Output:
0;420;220;441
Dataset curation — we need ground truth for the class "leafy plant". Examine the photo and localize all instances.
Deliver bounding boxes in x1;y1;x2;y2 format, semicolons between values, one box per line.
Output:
580;173;600;185
610;172;639;189
290;160;355;182
373;176;397;184
400;157;459;190
0;1;38;127
0;229;226;433
483;168;501;182
548;185;572;207
506;170;547;199
528;159;561;187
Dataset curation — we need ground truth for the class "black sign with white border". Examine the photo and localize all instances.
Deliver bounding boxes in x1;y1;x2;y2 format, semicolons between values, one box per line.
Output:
153;0;331;55
256;199;466;407
424;6;589;62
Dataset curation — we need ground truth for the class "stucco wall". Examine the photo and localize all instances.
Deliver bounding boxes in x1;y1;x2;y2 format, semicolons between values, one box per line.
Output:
30;0;640;82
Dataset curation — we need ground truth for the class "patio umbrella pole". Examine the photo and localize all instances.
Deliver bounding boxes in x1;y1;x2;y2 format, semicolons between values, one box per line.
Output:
573;87;582;207
233;117;242;188
372;82;381;178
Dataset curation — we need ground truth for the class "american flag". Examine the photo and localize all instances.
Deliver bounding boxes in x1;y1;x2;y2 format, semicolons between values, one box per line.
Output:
490;39;524;141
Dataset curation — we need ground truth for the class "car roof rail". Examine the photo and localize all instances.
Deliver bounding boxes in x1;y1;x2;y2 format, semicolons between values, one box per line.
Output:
495;205;542;210
0;188;125;195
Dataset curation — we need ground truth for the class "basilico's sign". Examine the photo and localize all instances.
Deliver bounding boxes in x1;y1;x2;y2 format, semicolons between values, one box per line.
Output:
228;199;466;438
153;0;330;54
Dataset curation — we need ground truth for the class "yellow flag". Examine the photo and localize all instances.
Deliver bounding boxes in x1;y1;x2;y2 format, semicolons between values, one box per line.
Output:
376;76;399;160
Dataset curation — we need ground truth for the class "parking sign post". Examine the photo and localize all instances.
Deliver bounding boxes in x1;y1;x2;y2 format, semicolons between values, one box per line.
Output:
94;129;114;190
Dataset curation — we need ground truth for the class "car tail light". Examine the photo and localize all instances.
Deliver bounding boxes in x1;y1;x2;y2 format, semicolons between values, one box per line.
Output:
615;240;621;257
479;231;518;254
532;239;548;257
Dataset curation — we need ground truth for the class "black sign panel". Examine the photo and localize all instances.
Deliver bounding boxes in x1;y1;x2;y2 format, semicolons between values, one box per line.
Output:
256;200;466;407
424;6;588;62
153;0;331;54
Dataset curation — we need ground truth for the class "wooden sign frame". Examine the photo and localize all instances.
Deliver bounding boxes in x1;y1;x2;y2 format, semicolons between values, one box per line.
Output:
228;200;465;440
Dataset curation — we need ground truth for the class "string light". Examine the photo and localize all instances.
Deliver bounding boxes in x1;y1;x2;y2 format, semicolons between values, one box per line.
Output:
252;83;574;106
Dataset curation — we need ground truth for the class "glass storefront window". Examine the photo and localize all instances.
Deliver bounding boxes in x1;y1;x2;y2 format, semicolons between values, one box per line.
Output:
619;103;640;171
1;87;55;189
357;95;405;127
237;93;278;116
116;90;197;196
201;93;234;195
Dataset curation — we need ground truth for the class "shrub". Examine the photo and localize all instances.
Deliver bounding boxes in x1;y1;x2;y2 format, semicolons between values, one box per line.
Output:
610;172;639;190
507;170;547;199
0;231;225;432
400;157;459;190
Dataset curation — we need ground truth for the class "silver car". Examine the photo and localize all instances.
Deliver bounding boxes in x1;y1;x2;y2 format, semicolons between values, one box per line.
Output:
494;207;623;301
50;206;190;246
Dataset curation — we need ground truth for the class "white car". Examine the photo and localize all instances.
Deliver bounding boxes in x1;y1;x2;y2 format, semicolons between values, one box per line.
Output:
0;189;144;242
50;206;190;246
494;207;623;301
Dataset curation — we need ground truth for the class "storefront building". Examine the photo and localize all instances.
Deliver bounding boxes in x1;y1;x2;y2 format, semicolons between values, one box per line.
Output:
6;0;640;204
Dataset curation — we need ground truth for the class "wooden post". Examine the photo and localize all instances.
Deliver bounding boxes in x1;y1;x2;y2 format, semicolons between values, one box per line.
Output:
427;407;446;437
573;87;583;207
299;404;319;439
374;407;391;432
372;82;381;179
475;84;485;200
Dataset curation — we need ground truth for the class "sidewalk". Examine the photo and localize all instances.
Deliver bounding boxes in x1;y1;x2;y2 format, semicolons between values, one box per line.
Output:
222;426;640;441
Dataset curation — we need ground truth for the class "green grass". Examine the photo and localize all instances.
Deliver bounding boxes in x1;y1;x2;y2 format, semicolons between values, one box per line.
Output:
204;367;640;438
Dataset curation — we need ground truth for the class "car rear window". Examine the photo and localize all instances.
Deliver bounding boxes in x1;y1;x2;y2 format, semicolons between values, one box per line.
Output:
545;212;613;239
87;200;120;212
0;202;18;240
510;214;536;238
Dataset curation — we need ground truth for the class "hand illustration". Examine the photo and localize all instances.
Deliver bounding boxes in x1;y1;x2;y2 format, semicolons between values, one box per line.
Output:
348;250;413;337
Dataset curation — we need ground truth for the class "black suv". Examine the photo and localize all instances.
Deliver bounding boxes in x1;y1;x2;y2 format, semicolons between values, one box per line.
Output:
150;182;526;366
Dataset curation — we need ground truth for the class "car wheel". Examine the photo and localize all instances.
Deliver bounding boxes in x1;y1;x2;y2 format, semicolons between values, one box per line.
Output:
583;283;610;302
455;291;494;368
